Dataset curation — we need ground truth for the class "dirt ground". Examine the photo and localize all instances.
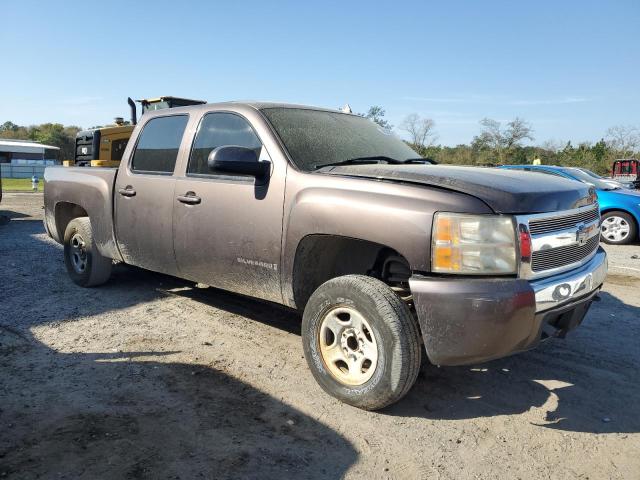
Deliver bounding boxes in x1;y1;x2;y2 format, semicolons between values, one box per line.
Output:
1;192;639;480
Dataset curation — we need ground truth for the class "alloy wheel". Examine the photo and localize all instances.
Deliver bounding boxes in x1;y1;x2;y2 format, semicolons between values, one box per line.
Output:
601;216;630;243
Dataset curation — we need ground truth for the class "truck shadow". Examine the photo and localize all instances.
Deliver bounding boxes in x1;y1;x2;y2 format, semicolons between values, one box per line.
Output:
1;336;358;479
0;209;31;223
0;219;357;479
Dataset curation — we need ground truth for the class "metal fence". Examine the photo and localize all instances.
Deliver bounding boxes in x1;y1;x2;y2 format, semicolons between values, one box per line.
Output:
1;164;48;179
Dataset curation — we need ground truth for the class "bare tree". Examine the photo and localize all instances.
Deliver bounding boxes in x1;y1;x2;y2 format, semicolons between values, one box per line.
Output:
474;117;533;149
474;118;504;150
605;125;640;158
505;117;534;148
472;117;534;162
399;113;437;148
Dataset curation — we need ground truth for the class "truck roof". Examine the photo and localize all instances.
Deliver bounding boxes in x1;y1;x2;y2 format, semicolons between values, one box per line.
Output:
140;101;352;117
135;96;207;104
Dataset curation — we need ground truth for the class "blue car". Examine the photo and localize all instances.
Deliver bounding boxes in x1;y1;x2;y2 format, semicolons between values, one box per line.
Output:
501;165;640;245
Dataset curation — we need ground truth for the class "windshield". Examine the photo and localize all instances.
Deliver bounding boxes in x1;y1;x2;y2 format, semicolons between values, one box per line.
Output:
567;168;616;190
578;168;601;179
261;108;420;171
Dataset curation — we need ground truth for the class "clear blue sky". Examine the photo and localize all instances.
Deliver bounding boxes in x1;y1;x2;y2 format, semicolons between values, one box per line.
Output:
2;0;638;146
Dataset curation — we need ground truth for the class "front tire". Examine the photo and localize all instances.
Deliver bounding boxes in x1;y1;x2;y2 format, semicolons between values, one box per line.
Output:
63;217;112;287
302;275;421;410
601;211;637;245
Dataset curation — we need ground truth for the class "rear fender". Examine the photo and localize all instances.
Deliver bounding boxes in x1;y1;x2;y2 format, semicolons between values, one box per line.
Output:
44;166;121;261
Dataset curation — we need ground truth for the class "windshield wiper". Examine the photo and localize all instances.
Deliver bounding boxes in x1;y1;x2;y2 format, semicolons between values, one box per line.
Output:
314;156;436;170
314;156;403;170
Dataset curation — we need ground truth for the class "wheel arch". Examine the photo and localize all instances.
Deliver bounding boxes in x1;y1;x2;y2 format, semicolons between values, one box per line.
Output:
601;207;640;227
54;202;88;242
289;234;412;311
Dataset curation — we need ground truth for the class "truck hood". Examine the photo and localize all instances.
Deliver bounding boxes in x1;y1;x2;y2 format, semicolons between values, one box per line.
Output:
321;164;596;214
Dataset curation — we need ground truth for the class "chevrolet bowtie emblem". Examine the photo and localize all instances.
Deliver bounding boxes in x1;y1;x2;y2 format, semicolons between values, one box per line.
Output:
576;223;590;246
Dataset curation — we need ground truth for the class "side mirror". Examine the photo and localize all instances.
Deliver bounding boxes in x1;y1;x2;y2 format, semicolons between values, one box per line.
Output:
207;146;270;179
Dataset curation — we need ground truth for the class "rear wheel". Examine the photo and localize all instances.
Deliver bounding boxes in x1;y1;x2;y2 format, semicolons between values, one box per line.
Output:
302;275;421;410
63;217;112;287
601;211;637;245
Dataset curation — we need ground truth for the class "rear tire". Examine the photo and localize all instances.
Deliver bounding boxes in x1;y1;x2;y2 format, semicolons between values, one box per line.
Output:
600;211;637;245
302;275;421;410
63;217;112;287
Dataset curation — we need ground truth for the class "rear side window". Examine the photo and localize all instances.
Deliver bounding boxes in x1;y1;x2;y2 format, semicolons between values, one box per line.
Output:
131;115;188;173
188;112;262;175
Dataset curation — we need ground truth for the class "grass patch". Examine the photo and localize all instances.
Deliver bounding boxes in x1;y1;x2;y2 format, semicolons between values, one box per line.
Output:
1;178;42;192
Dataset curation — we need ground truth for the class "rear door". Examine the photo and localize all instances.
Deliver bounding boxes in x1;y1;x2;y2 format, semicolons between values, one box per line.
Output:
172;111;286;303
114;114;189;275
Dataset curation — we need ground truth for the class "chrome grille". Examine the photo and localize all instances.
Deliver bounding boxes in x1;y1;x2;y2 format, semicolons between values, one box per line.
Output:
528;206;599;235
517;204;601;279
531;235;599;272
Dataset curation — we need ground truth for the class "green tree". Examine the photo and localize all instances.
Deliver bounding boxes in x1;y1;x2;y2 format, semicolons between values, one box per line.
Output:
592;139;607;163
0;121;19;132
0;121;30;140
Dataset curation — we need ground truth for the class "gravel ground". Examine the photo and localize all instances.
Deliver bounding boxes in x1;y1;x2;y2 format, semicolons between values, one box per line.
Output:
1;192;639;480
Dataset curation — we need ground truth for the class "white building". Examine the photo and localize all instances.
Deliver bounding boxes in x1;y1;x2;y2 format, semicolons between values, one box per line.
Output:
0;139;60;166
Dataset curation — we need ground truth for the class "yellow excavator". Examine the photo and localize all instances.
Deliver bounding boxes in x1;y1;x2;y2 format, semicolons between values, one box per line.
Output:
65;96;205;167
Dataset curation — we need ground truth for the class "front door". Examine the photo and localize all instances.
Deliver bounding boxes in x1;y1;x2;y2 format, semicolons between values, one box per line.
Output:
172;111;286;303
115;114;189;276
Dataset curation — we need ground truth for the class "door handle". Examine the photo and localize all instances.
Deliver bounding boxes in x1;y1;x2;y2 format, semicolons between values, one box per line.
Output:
118;186;136;197
177;192;201;205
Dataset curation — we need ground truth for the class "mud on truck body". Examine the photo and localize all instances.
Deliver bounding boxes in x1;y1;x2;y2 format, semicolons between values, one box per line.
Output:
44;102;607;410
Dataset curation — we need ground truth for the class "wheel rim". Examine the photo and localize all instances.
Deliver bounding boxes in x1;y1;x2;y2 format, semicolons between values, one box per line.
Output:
69;232;88;273
318;306;378;386
601;216;630;242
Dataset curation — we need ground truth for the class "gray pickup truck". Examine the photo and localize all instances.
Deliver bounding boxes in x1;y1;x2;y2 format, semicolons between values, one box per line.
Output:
44;102;608;410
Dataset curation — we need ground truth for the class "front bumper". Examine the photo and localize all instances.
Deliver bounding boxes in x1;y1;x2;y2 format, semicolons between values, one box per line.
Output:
409;248;607;366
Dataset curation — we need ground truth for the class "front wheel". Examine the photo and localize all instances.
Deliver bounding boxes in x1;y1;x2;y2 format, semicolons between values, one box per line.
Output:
63;217;112;287
601;211;637;245
302;275;422;410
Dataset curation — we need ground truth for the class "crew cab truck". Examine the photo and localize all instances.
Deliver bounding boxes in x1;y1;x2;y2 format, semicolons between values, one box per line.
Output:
44;102;608;410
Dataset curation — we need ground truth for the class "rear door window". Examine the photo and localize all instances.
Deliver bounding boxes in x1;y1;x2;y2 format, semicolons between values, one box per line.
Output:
131;115;188;173
188;113;262;175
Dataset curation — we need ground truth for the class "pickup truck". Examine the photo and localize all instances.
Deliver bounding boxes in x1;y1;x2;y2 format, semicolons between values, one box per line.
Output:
44;102;608;410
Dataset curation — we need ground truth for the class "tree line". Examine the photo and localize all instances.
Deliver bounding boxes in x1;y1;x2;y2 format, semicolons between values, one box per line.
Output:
362;106;639;176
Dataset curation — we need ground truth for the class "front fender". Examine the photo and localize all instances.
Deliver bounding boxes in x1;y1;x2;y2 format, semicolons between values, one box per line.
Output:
280;172;492;307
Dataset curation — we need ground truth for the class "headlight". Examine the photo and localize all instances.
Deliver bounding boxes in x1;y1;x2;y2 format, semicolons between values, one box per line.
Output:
431;213;517;274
